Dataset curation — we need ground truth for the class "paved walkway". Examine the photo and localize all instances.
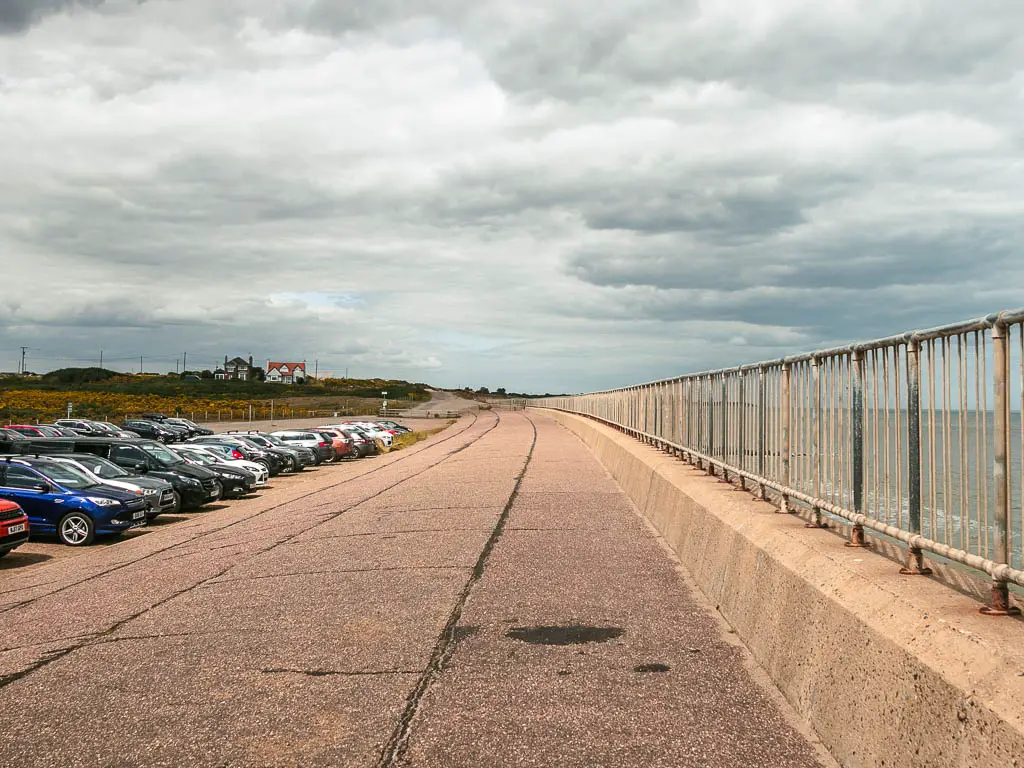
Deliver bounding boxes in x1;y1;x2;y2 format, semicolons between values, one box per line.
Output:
0;412;827;767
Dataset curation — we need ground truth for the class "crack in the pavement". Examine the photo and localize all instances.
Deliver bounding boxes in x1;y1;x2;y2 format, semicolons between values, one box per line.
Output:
277;527;492;545
202;564;468;587
376;412;538;768
261;667;422;678
0;413;482;616
0;412;501;691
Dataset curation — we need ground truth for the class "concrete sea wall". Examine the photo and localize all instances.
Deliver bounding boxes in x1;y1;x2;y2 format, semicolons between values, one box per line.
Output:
542;409;1024;768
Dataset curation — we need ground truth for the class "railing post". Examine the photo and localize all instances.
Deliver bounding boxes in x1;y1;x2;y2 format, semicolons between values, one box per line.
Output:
806;357;826;528
756;366;766;499
706;376;715;475
981;321;1021;615
720;374;728;480
737;371;746;490
900;339;931;573
779;360;791;513
847;349;869;546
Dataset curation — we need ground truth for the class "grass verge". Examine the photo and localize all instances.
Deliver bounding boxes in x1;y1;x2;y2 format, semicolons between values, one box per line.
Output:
388;426;448;452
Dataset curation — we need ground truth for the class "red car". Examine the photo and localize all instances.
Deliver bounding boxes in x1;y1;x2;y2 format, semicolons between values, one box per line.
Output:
0;499;30;559
5;424;63;438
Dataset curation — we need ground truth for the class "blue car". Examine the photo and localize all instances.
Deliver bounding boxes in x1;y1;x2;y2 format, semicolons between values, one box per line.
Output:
0;456;149;546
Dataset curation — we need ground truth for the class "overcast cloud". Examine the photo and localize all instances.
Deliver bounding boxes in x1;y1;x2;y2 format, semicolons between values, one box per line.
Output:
1;0;1022;393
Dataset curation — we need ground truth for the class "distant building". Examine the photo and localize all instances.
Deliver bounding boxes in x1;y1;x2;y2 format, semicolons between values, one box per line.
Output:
266;361;307;384
215;356;253;381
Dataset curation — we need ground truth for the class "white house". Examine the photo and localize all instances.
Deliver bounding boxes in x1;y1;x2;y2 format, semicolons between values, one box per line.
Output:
266;361;307;384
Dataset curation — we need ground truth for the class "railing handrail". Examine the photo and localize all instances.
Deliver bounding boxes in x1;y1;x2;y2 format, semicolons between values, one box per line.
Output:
533;306;1024;617
577;308;1024;395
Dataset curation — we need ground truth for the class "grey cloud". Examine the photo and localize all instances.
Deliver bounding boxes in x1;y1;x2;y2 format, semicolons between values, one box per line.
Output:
0;0;105;34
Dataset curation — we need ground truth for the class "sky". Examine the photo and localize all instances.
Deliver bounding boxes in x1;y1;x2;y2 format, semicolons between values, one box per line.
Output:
2;0;1023;394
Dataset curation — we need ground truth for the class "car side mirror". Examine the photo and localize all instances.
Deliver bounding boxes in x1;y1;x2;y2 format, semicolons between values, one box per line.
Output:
32;481;51;493
134;463;148;473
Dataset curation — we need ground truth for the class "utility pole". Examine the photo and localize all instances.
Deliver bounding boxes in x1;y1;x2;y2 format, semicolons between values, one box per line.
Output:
99;350;103;369
140;355;144;374
314;359;318;380
183;351;187;373
19;346;27;375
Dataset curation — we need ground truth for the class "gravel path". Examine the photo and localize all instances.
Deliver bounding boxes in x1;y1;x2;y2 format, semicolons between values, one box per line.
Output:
0;411;829;767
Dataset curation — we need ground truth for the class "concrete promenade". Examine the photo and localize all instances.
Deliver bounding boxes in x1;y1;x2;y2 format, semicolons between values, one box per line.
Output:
0;411;828;767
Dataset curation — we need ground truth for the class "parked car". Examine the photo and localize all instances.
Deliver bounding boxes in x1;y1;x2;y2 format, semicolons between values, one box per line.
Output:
5;425;66;438
174;444;268;487
377;420;411;434
269;430;335;464
53;418;108;436
87;421;142;439
121;420;178;443
187;436;283;476
171;445;258;497
0;499;30;558
165;417;213;436
0;456;149;546
311;428;358;459
327;426;377;457
339;421;394;448
35;438;224;511
48;453;177;519
224;432;310;472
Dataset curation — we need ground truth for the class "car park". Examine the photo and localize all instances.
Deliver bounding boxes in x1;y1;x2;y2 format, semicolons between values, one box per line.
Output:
0;499;30;558
0;456;149;546
48;453;177;519
0;413;417;562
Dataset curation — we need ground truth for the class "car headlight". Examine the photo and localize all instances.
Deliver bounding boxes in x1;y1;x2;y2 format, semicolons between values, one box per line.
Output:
143;488;157;496
182;477;201;487
86;496;120;507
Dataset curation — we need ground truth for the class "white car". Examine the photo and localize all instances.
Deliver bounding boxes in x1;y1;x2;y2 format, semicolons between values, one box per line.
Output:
174;444;269;486
47;455;176;517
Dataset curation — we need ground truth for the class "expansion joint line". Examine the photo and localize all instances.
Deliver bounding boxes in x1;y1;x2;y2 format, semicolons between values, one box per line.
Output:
376;412;539;768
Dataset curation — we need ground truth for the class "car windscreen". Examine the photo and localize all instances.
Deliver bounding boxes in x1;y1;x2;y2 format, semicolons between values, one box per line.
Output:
202;444;235;459
180;451;215;465
37;462;101;490
262;434;287;446
74;456;130;479
140;442;186;466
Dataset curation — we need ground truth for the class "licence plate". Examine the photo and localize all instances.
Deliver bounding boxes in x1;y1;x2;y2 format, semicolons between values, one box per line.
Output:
132;510;146;520
7;523;26;535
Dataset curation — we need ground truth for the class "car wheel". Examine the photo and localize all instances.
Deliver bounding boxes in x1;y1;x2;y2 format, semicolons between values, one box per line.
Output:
170;490;182;514
283;455;297;472
58;512;95;546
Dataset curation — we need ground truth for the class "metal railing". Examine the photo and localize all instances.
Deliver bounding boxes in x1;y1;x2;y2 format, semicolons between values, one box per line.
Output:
533;308;1024;615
